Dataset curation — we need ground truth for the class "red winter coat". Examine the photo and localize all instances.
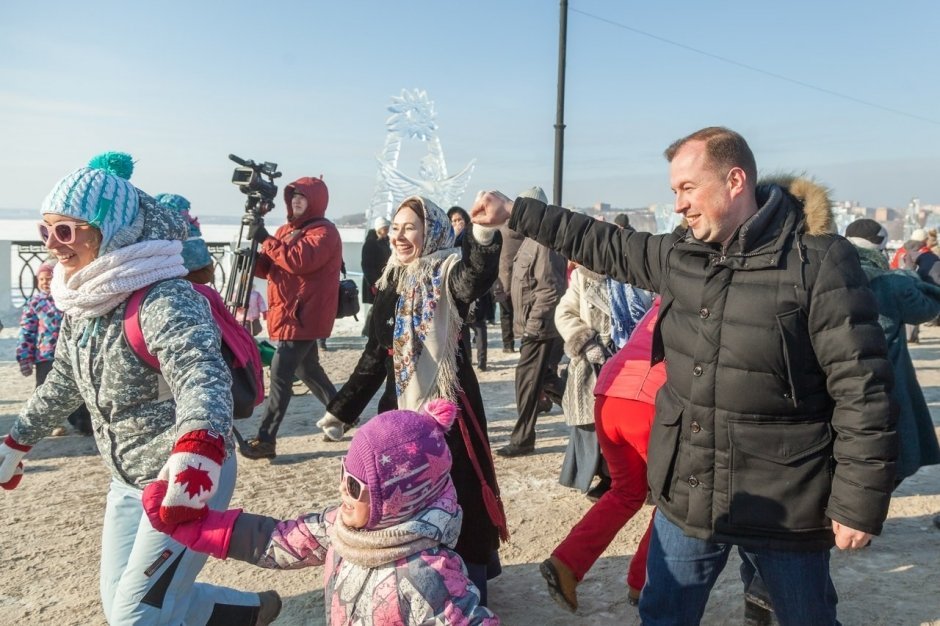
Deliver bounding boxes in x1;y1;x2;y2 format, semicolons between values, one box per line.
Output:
594;298;666;403
254;177;342;340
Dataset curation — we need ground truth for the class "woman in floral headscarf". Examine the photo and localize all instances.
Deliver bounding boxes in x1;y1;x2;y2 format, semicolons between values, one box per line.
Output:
319;195;506;604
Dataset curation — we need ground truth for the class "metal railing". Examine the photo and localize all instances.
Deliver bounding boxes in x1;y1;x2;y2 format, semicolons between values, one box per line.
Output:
12;241;232;306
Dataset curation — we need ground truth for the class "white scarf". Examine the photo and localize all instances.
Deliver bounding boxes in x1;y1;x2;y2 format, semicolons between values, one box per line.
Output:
51;240;187;319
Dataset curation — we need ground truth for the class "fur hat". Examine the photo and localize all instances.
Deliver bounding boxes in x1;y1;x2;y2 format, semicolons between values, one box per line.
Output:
845;219;888;251
373;216;390;230
343;399;457;530
40;152;141;254
519;185;548;204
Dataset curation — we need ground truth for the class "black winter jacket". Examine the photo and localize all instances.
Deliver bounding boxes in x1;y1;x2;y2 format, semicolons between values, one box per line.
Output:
508;178;896;551
360;230;391;305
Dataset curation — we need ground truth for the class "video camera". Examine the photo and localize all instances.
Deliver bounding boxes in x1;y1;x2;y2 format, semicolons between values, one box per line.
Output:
224;153;283;318
229;154;282;212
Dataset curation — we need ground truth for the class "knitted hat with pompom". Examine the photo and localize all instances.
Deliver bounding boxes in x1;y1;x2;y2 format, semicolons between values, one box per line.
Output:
40;152;141;254
343;399;457;530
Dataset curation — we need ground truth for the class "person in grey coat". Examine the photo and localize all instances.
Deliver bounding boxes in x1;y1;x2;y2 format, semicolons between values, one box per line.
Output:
493;223;525;352
498;186;567;458
0;154;278;625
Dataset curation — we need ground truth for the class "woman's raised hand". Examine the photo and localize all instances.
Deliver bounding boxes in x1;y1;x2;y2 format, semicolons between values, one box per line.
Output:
470;190;513;226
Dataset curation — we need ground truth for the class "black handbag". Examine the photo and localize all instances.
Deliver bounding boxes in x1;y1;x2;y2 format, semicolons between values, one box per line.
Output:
337;262;360;320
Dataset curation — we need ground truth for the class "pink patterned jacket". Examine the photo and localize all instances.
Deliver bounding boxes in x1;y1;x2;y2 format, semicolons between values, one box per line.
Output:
226;484;499;625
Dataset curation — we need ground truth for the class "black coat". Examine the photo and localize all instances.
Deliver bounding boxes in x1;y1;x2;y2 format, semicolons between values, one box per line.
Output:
360;230;391;305
509;178;896;551
329;227;503;564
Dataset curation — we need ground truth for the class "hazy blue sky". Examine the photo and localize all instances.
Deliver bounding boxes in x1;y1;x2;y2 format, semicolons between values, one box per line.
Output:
2;1;939;217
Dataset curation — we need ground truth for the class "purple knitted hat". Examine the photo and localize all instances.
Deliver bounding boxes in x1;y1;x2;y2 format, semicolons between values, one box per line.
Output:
343;399;457;529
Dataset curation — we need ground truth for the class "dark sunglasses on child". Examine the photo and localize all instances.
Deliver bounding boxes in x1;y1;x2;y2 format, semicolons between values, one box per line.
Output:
340;456;368;502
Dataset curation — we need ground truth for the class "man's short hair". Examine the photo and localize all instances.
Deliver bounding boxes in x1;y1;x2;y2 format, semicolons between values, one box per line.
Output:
664;127;757;186
613;214;630;228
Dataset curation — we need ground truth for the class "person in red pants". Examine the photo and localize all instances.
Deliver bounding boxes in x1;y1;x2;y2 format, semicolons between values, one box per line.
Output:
540;299;665;613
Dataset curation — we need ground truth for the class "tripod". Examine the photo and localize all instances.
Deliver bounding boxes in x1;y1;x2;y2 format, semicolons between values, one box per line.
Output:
223;197;273;451
224;202;270;316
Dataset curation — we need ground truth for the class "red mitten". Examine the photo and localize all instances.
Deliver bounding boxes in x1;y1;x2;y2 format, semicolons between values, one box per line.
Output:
159;430;226;525
0;435;31;490
143;480;241;559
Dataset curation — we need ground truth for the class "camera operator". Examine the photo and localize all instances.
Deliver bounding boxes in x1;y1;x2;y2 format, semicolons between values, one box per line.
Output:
241;176;342;460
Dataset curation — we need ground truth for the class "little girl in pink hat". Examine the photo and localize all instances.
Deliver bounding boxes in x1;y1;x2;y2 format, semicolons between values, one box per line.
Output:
143;399;499;625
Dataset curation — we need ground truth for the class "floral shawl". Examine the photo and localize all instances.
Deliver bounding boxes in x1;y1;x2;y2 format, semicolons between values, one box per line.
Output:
376;196;463;409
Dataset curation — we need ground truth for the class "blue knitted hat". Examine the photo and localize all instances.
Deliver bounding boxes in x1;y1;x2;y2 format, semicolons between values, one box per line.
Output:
153;192;191;214
40;152;141;254
154;193;211;271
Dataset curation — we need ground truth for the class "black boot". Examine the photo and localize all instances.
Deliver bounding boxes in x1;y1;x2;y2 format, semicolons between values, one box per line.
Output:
240;438;277;460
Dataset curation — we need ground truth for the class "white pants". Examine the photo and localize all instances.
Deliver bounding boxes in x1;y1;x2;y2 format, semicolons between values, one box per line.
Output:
99;457;258;625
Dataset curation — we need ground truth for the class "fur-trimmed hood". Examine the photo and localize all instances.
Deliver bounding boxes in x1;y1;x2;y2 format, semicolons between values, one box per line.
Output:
759;175;834;236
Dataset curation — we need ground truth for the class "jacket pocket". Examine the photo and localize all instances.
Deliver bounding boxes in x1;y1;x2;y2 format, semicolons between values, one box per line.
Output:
776;307;810;406
728;418;833;532
647;398;682;501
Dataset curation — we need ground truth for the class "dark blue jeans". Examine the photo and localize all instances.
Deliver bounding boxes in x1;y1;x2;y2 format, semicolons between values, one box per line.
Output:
640;509;840;626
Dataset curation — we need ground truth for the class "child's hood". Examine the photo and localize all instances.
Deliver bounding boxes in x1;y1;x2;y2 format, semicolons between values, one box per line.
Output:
391;482;463;548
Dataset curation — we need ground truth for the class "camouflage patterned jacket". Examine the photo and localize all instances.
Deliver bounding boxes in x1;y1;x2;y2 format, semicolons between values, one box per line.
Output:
13;279;235;488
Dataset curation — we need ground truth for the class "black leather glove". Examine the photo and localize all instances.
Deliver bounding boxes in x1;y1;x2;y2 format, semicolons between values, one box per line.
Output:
248;222;270;243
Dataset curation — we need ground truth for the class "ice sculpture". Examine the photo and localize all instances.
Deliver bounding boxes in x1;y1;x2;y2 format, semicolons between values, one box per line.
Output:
652;203;681;234
367;89;475;224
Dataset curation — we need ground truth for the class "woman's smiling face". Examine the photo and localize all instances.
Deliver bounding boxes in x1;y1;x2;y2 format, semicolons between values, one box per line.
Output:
41;214;101;278
391;206;425;264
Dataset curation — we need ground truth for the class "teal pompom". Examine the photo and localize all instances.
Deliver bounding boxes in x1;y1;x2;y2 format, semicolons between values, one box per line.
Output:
87;151;134;180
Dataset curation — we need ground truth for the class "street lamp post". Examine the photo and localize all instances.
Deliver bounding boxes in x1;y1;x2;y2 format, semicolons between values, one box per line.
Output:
553;0;568;206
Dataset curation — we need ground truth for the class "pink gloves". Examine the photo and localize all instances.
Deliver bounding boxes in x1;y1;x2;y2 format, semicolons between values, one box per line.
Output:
142;480;240;560
159;430;226;524
0;435;31;490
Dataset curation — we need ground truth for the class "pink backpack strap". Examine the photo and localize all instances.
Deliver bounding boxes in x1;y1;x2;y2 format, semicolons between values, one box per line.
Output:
123;287;161;370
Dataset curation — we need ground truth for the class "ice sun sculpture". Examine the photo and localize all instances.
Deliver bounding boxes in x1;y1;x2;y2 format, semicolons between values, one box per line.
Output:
367;89;475;224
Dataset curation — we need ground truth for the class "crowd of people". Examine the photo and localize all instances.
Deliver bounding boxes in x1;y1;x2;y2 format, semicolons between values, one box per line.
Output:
2;126;939;625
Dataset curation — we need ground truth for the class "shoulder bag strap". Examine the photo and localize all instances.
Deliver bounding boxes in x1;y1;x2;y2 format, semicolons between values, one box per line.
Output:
456;390;510;542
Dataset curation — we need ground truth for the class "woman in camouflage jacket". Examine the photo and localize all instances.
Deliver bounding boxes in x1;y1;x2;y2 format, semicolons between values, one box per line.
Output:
0;154;278;625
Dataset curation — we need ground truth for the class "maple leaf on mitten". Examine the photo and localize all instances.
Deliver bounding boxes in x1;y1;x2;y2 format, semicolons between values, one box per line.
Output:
177;464;215;499
160;430;226;525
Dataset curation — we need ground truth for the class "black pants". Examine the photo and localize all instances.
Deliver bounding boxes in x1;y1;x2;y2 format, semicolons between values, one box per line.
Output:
499;299;514;348
472;320;487;368
510;337;563;448
35;360;92;434
257;340;336;443
460;320;488;369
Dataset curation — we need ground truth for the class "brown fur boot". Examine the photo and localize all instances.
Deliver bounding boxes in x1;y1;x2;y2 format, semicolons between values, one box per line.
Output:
539;556;578;613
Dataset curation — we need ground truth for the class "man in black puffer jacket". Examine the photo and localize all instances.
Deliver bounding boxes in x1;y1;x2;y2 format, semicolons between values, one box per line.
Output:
471;127;895;626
